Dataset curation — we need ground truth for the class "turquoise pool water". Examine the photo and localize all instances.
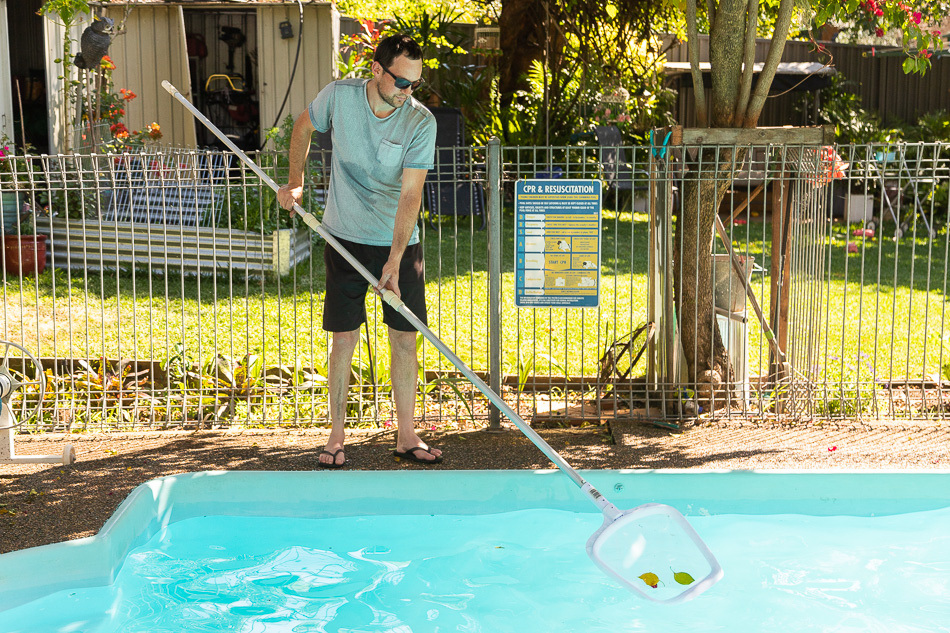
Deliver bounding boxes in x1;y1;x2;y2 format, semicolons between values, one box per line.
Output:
1;471;949;632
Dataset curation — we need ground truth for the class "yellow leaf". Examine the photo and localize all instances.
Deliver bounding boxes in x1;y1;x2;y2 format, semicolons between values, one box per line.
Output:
639;572;661;588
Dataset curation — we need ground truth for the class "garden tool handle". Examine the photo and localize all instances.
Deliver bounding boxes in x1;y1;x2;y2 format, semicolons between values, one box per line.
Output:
713;215;788;365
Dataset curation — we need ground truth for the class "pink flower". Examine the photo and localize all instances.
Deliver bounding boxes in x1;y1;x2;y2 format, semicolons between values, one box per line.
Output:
875;8;883;16
912;11;922;24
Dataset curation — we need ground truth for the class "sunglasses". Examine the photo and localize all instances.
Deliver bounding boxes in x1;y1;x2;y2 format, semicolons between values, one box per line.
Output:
381;64;424;91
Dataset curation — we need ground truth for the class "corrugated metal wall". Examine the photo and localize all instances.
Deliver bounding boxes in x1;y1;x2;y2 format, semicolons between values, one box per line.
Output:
257;3;339;138
666;35;950;128
96;2;338;150
104;5;196;148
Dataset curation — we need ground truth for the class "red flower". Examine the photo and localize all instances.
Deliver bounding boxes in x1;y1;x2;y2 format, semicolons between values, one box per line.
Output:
875;28;885;37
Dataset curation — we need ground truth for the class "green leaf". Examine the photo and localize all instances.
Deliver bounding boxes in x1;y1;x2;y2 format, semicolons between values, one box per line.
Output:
605;3;618;19
903;57;916;74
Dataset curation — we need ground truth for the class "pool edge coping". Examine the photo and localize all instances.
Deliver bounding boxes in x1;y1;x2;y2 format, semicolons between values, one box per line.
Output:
3;468;950;613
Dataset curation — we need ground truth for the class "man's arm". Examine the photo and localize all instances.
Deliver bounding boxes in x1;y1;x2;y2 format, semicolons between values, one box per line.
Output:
276;109;317;214
376;167;428;297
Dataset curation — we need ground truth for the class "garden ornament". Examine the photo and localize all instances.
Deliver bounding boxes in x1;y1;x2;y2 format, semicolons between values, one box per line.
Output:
74;16;114;70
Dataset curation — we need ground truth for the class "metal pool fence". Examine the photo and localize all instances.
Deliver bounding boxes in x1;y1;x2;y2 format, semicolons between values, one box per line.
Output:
1;139;948;432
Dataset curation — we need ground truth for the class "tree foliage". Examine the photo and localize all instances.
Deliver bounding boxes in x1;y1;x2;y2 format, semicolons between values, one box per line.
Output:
672;0;947;398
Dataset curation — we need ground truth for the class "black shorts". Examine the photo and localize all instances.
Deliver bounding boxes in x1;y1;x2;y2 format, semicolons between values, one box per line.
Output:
322;237;428;332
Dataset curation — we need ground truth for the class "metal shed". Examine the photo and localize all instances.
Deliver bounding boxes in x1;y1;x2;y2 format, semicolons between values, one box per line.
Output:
0;0;339;153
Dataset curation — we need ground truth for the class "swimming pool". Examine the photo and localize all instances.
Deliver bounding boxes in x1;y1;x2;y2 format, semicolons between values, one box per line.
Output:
1;470;949;632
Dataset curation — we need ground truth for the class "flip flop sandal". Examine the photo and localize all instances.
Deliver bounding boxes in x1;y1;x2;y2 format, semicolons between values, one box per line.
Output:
317;448;347;469
393;447;443;465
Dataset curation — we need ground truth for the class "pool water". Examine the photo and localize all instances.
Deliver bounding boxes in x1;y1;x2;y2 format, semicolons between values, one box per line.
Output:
4;506;949;632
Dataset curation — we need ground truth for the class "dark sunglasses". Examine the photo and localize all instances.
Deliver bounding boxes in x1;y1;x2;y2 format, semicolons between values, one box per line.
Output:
381;64;424;91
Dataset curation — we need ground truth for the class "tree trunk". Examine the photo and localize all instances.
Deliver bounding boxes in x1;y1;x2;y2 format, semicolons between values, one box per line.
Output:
675;149;738;402
498;0;549;108
676;0;748;402
498;0;569;105
677;0;795;403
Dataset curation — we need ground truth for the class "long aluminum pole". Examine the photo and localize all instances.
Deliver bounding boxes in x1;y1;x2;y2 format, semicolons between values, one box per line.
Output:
161;81;616;511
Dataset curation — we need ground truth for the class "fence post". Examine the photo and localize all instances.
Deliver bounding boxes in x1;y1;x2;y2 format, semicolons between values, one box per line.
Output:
487;137;503;431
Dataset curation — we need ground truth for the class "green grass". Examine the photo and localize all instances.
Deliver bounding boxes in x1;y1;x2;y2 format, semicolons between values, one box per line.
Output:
732;216;949;412
4;208;948;400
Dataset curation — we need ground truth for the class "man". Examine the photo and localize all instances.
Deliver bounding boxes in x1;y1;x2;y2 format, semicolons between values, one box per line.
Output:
277;34;442;468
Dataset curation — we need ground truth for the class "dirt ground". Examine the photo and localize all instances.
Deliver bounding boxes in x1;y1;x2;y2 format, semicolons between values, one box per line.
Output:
2;418;949;554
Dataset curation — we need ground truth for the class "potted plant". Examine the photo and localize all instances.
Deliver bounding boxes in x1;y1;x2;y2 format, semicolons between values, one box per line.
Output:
0;139;47;276
4;207;49;277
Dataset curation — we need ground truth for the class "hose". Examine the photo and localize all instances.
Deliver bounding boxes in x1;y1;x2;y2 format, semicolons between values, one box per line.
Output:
263;0;304;149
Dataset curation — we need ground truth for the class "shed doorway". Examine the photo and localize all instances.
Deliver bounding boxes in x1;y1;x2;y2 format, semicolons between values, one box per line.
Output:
184;8;260;150
2;0;50;153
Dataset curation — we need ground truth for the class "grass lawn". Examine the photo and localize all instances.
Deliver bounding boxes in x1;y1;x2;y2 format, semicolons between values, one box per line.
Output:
3;207;947;405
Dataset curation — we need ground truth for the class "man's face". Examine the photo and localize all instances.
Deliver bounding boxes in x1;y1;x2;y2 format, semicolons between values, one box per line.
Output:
374;54;424;109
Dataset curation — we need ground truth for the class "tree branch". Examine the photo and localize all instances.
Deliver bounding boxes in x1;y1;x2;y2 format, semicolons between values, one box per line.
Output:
733;0;759;126
742;0;795;126
686;0;708;126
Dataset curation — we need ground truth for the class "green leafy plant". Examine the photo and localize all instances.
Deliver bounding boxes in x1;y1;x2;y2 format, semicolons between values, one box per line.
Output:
72;358;152;409
344;329;392;422
517;349;535;393
229;115;321;233
416;335;475;422
336;19;384;80
810;74;902;145
0;136;38;192
81;57;162;152
0;137;43;236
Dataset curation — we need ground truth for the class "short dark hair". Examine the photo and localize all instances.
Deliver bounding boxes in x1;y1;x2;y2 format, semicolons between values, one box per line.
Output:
373;34;423;68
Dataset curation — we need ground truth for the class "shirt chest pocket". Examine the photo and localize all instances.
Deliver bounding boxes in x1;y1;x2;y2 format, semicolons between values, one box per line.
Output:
376;139;403;167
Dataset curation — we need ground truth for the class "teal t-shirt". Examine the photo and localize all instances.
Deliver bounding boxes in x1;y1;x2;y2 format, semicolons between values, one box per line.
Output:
309;78;436;246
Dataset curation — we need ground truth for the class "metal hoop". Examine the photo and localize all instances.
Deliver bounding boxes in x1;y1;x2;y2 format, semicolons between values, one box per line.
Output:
0;340;45;430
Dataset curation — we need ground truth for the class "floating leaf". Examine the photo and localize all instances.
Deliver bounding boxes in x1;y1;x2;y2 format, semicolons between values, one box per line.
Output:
672;570;695;586
638;572;661;588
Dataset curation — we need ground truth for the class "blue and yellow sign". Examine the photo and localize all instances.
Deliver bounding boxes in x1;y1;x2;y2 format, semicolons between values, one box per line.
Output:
515;179;602;308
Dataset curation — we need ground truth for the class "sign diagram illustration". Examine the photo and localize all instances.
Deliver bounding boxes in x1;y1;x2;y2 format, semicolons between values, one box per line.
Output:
515;180;602;308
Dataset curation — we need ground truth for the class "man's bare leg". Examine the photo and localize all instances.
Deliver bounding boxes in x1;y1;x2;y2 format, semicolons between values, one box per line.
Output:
389;328;441;461
321;329;359;467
